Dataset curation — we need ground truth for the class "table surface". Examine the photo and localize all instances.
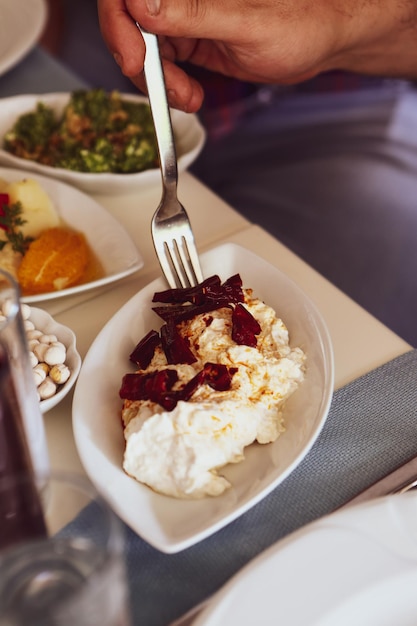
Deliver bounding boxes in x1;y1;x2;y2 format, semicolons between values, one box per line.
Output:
0;47;411;476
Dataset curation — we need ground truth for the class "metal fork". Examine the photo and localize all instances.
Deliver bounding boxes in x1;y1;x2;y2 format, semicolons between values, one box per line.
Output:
136;23;203;288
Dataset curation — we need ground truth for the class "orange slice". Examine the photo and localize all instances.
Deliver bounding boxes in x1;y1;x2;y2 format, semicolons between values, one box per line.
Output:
18;227;90;295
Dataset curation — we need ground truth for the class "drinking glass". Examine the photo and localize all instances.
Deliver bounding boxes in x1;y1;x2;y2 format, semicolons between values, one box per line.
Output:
0;471;132;626
0;269;49;479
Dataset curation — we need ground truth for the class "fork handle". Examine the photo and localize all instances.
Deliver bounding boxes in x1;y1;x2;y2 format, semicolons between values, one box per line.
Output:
136;23;178;193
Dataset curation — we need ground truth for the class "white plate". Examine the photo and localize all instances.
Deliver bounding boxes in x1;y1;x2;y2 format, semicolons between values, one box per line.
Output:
0;92;206;195
72;244;334;553
195;493;417;625
0;167;143;303
27;307;82;414
0;0;47;77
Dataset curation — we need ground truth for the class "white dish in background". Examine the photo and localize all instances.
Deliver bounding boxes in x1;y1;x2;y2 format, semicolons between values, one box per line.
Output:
195;493;417;625
0;0;47;77
72;243;334;553
0;167;143;303
0;92;206;195
27;307;82;414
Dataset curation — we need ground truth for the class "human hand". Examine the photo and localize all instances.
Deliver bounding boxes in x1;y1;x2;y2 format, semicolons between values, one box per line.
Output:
97;0;417;112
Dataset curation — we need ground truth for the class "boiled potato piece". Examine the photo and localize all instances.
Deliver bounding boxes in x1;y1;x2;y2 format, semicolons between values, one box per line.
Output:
7;179;60;238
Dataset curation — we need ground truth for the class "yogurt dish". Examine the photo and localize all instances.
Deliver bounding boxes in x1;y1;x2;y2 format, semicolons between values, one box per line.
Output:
72;243;334;553
121;274;306;499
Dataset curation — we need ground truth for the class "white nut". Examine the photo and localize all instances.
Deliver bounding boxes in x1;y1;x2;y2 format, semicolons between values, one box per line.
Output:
20;304;31;320
33;365;47;387
49;364;70;385
20;305;72;403
2;299;13;317
27;338;40;352
44;345;66;366
38;377;57;400
39;334;58;344
33;343;49;362
51;341;66;352
28;351;38;368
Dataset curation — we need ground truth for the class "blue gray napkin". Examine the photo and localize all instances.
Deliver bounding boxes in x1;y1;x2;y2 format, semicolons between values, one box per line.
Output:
124;349;417;625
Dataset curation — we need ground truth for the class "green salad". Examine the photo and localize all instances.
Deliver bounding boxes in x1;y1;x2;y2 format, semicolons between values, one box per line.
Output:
3;89;159;174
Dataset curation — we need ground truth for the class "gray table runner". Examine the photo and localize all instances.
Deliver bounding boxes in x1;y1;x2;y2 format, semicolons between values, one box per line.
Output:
124;349;417;625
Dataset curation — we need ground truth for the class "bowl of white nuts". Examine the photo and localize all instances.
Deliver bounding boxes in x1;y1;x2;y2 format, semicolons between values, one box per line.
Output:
19;303;81;413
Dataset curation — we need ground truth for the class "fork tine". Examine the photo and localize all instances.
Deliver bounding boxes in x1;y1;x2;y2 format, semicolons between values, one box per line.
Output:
172;235;203;287
182;236;204;285
152;237;177;289
166;239;191;288
153;232;203;289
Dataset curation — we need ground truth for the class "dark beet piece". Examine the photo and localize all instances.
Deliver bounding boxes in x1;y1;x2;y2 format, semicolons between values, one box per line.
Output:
152;275;222;305
120;363;237;410
129;329;161;369
160;321;197;364
152;274;245;322
119;372;147;400
232;303;261;347
220;274;245;304
119;369;178;403
153;301;228;324
179;369;206;402
151;273;245;324
202;362;238;391
177;363;237;404
145;370;179;410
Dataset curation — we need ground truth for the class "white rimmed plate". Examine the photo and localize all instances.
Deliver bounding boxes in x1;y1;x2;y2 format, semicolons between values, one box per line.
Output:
72;243;334;553
195;493;417;625
27;307;82;414
0;0;47;77
0;167;143;303
0;92;206;195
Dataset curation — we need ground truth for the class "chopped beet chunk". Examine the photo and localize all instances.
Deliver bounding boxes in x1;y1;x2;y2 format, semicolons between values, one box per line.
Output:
232;303;261;347
178;363;237;404
161;322;197;364
119;372;147;400
120;363;237;411
179;370;206;402
119;369;178;403
202;362;238;391
152;301;228;324
151;273;245;324
152;275;222;305
221;274;245;303
129;329;161;369
152;274;245;322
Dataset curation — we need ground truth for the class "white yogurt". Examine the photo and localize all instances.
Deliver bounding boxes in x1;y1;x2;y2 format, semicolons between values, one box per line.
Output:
122;292;305;498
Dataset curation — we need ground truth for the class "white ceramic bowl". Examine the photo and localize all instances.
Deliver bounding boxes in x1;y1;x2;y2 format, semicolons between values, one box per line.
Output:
0;167;143;304
27;306;81;413
73;243;334;553
0;92;206;195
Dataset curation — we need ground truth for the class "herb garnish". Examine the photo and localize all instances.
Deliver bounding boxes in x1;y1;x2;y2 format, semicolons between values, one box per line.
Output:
0;200;33;255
